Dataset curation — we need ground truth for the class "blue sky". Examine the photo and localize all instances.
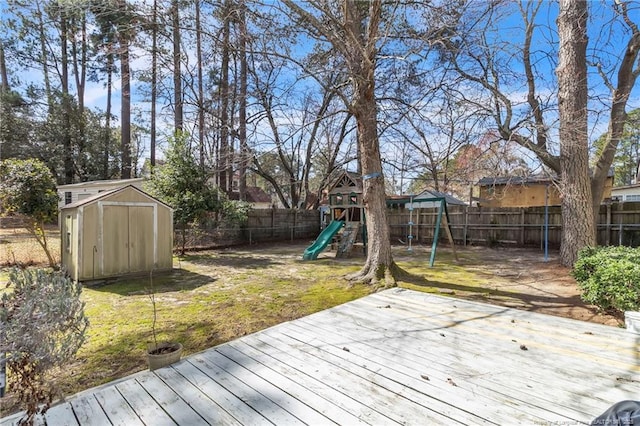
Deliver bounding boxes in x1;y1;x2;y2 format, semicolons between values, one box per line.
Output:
2;0;639;180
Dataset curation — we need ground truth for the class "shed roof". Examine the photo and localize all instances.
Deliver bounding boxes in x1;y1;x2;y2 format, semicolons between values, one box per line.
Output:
611;183;640;191
387;190;466;206
478;169;614;186
57;177;144;190
60;185;171;210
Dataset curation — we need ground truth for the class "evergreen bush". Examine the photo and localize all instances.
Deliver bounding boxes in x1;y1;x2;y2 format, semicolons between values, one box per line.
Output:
572;246;640;314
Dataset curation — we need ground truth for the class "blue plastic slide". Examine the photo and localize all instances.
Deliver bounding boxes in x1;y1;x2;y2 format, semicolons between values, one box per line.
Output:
303;220;343;260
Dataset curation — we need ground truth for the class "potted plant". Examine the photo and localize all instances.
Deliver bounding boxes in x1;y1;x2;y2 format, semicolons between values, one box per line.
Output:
146;270;183;371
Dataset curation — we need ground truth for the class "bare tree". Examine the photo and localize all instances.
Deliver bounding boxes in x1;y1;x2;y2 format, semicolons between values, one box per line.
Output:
590;1;640;220
281;0;396;284
556;0;593;265
439;1;640;265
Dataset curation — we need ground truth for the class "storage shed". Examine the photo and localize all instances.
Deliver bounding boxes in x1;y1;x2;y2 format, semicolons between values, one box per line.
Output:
60;185;173;282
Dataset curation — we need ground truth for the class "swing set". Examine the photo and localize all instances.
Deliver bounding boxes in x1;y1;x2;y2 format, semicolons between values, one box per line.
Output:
389;195;458;267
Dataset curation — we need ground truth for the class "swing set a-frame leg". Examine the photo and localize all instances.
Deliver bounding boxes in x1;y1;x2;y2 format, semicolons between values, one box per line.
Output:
429;199;458;267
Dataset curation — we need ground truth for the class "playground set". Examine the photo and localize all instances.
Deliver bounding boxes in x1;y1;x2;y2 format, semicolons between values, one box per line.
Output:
303;171;457;266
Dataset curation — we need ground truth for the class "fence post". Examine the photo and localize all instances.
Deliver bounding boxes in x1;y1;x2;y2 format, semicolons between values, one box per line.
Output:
463;207;468;247
619;220;623;246
520;209;525;245
271;207;275;238
605;203;611;246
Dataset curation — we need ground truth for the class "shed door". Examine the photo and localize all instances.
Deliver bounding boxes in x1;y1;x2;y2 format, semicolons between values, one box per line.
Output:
102;205;154;275
128;206;154;273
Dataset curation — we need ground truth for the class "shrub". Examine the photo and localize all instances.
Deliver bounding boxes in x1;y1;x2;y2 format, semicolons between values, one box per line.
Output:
0;268;89;424
572;246;640;314
0;159;59;268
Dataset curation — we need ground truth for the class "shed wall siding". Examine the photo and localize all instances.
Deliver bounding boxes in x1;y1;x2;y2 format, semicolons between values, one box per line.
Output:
156;207;173;270
79;203;99;281
64;186;173;281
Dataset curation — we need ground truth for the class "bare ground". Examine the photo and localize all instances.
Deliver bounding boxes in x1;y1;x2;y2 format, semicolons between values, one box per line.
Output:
391;244;622;327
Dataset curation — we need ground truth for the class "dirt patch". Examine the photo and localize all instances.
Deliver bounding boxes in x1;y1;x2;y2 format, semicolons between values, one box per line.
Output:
184;241;622;328
392;244;622;327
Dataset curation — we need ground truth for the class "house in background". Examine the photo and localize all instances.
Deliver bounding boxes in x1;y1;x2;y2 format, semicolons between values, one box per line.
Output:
477;174;614;207
229;186;272;209
611;183;640;202
57;178;144;210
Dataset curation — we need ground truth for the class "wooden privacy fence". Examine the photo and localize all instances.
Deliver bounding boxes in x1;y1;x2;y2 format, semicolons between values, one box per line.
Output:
177;209;321;249
174;202;640;251
388;202;640;248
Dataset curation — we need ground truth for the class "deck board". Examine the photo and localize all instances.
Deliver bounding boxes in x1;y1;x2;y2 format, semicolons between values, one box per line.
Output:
69;396;110;426
2;288;638;425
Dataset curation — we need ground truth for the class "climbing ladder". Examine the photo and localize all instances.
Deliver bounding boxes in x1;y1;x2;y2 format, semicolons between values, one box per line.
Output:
336;222;360;258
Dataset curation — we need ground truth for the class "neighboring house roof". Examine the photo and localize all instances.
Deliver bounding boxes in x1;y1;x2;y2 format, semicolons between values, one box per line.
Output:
611;183;640;192
477;175;554;186
229;186;272;203
60;185;171;210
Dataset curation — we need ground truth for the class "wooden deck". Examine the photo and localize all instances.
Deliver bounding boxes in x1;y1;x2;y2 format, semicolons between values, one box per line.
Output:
2;288;638;425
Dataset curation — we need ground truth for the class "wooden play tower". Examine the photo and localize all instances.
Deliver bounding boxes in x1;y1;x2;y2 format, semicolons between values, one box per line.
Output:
327;171;366;257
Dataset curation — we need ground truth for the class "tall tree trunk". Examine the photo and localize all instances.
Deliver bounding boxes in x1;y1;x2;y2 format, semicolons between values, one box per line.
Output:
172;0;183;133
71;13;86;115
119;27;132;178
196;0;205;169
71;12;87;181
150;0;158;170
60;8;74;184
556;0;594;266
36;1;53;114
343;0;395;285
219;0;231;193
238;3;248;199
0;41;8;91
104;51;113;179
